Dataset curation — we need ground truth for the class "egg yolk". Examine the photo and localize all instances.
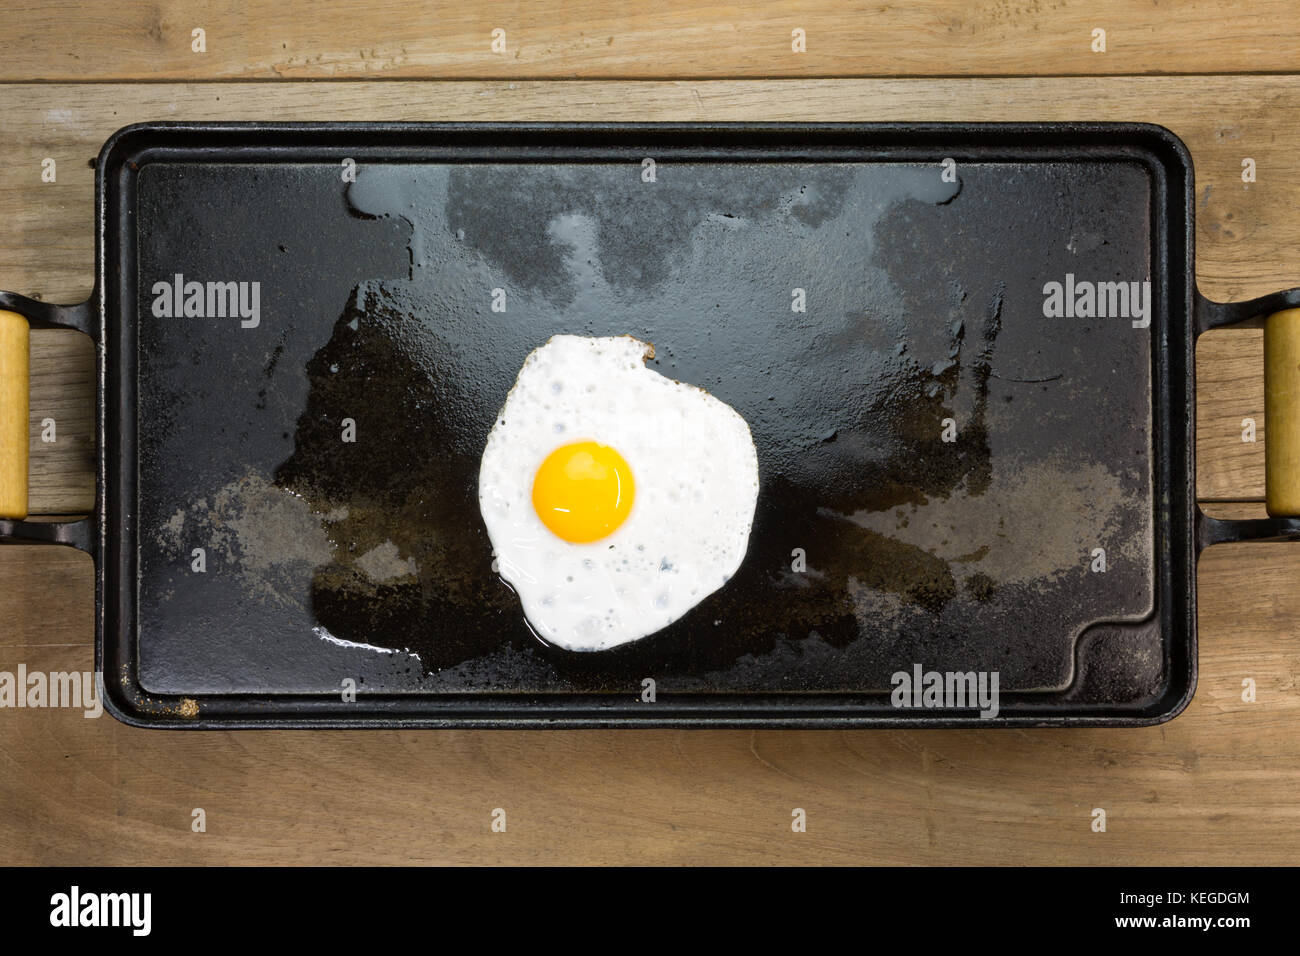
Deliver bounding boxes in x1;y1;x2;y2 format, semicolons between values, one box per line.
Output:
532;441;635;543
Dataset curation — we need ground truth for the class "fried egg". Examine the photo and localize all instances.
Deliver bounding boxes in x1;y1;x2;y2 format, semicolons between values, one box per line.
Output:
478;335;759;651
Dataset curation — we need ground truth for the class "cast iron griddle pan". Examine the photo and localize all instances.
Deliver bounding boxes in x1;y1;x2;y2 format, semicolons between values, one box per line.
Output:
3;122;1300;728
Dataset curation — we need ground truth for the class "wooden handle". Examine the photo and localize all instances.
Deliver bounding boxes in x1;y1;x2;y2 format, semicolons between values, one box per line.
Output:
0;309;29;519
1265;307;1300;517
0;309;29;520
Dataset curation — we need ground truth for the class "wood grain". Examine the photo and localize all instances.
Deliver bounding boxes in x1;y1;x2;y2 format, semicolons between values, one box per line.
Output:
1199;500;1267;519
5;1;1300;81
28;330;94;515
1;26;1299;865
1198;330;1264;501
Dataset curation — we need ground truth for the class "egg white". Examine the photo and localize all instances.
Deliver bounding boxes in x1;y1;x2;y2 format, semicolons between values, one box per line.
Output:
477;335;759;651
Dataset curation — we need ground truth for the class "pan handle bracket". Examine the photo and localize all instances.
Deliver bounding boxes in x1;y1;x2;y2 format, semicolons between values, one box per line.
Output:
1198;513;1300;548
1195;286;1300;333
0;290;96;553
1197;285;1300;539
0;516;94;550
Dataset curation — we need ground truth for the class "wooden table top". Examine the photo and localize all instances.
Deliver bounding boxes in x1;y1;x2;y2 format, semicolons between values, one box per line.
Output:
1;1;1298;865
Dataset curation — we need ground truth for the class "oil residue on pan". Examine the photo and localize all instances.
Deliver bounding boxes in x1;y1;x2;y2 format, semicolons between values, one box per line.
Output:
259;161;1154;693
136;159;1156;699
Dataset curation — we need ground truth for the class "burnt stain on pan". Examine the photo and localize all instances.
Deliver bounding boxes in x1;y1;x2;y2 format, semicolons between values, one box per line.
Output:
274;163;1030;686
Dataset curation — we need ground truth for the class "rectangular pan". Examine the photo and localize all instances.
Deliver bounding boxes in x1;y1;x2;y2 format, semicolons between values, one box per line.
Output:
2;121;1299;728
